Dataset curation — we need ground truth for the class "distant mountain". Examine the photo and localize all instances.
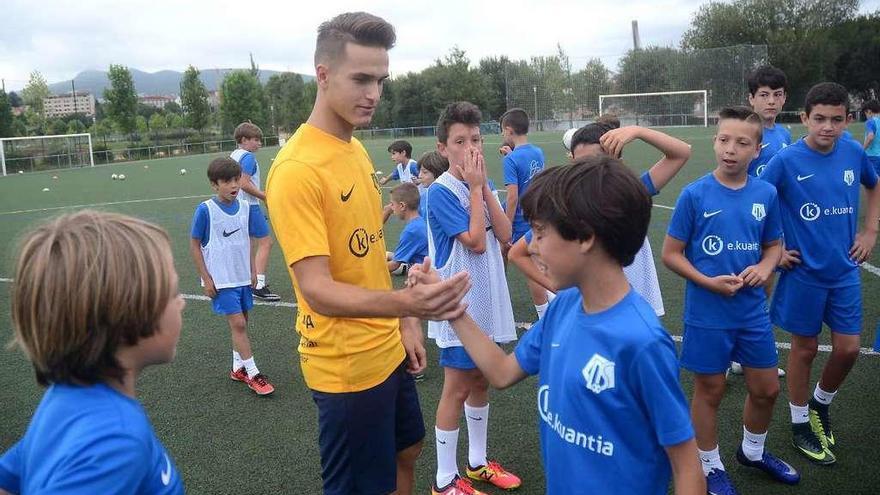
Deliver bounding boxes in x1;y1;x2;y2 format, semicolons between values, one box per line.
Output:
48;68;314;98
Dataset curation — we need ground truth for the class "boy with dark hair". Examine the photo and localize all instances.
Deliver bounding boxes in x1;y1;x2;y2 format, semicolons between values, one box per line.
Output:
863;99;880;174
417;150;449;218
190;157;275;396
380;139;420;185
762;82;880;465
386;182;428;275
500;107;549;318
230;122;280;301
746;66;792;178
416;155;704;494
662;107;799;493
427;101;519;495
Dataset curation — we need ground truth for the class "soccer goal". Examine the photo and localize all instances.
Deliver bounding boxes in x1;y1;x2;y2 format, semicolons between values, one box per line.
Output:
1;133;94;176
599;90;708;127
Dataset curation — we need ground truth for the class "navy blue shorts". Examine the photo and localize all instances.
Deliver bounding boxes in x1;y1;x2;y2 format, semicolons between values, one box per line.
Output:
771;274;862;336
311;361;425;495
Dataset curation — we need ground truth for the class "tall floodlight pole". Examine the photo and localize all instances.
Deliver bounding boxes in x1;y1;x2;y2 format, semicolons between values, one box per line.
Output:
533;85;538;124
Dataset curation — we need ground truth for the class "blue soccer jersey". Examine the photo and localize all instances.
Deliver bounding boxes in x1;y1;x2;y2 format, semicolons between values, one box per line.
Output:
503;144;545;236
866;117;880;157
749;124;792;177
761;138;879;287
668;173;783;328
392;216;429;265
0;383;183;494
514;288;694;495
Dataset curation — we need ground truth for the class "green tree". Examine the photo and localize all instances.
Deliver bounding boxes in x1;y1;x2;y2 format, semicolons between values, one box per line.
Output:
220;70;267;133
477;56;512;121
49;119;67;135
180;65;210;131
104;64;138;138
21;71;50;115
8;91;23;108
827;12;880;101
167;113;185;130
136;115;149;135
0;90;14;137
265;72;306;132
572;59;613;116
66;119;85;134
163;101;182;114
149;113;167;132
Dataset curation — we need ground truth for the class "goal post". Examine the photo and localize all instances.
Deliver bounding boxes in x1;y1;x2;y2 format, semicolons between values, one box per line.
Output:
599;90;708;127
0;133;94;176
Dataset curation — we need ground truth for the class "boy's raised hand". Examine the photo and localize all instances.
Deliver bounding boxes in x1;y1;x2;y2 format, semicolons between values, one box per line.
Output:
705;274;744;297
599;126;641;158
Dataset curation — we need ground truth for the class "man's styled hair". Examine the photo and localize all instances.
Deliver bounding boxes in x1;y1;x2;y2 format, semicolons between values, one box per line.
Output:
315;12;396;65
500;108;529;135
387;140;413;158
521;155;651;267
436;101;482;144
747;66;788;96
804;82;850;115
418;151;449;178
391;182;420;211
718;106;763;141
569;119;620;152
233;122;263;143
11;210;175;386
863;99;880;114
207;157;242;184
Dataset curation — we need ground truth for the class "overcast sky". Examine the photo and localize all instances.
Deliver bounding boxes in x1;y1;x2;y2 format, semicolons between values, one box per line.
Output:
3;0;879;91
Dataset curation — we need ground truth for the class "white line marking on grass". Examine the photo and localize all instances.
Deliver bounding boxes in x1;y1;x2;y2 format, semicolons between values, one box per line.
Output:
0;194;211;216
180;292;297;308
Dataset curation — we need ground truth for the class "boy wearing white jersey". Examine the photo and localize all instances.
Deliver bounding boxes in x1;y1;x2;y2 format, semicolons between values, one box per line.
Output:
190;157;275;396
230;122;280;301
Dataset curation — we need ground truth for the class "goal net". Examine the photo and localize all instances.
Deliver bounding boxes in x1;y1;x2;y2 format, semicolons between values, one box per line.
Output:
1;133;94;176
599;90;708;127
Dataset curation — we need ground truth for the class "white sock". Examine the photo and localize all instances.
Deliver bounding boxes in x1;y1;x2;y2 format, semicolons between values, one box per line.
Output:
698;446;725;476
232;350;243;371
813;384;837;406
256;274;266;290
242;357;259;379
535;302;549;320
465;403;489;468
790;403;809;424
435;427;460;488
741;426;767;461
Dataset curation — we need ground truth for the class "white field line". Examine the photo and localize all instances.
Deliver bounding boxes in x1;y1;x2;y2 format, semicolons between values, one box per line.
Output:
0;194;211;216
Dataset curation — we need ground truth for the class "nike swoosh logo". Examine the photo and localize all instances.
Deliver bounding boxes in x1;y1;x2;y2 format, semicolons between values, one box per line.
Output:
466;415;484;421
703;210;722;218
797;174;815;181
438;440;447;445
161;454;172;486
222;228;241;237
341;184;354;202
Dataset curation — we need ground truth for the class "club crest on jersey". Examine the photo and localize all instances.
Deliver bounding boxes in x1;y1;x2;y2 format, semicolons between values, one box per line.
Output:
583;354;615;394
844;169;855;186
752;203;766;221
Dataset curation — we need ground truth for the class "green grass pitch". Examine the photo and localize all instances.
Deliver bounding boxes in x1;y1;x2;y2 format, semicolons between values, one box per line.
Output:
1;125;879;494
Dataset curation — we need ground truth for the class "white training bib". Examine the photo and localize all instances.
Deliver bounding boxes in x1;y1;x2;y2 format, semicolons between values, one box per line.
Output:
202;199;251;289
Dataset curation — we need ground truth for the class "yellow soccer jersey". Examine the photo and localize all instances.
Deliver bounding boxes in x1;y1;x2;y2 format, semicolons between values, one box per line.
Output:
265;123;404;393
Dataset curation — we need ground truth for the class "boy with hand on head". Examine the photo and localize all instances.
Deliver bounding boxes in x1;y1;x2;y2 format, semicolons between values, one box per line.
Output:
414;156;704;495
662;107;799;494
386;182;428;276
762;82;880;465
230;122;280;302
190;157;275;396
0;211;185;494
500;108;550;319
746;66;792;178
380;139;420;186
427;101;520;495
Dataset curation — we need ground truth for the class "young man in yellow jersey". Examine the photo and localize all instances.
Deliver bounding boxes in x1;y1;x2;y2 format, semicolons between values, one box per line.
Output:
265;12;470;495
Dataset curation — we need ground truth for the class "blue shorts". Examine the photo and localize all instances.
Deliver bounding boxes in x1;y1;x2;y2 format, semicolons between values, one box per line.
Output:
248;204;269;238
869;156;880;177
440;346;478;370
212;286;253;315
680;323;778;374
312;361;425;495
771;274;862;336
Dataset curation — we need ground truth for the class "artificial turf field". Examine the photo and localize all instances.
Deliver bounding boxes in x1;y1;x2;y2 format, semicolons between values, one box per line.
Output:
1;125;879;494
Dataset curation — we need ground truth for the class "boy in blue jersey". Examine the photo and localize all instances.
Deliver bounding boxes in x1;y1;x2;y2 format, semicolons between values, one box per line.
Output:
863;100;880;174
386;182;428;275
416;155;704;494
747;66;792;178
427;101;520;495
0;210;185;494
230;122;280;301
190;157;275;396
762;82;880;465
663;107;799;493
500;108;549;318
379;139;420;186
